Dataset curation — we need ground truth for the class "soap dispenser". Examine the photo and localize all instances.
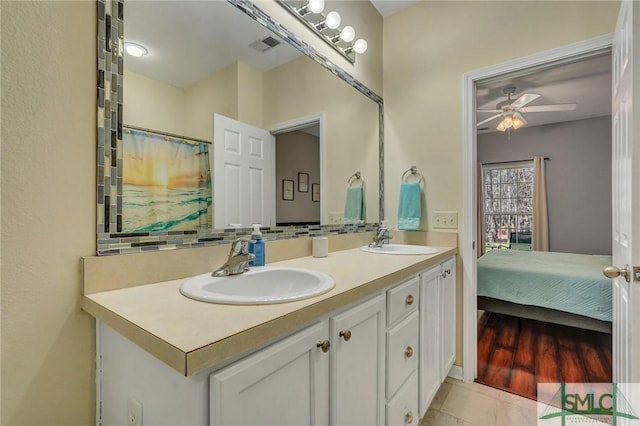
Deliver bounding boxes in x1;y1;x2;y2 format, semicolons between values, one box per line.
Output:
249;224;265;266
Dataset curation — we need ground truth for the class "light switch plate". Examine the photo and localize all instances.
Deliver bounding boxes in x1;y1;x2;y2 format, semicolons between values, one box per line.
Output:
328;212;343;224
433;211;458;229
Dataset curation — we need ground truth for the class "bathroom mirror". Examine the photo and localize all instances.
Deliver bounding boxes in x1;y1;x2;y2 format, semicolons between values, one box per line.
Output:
96;0;382;254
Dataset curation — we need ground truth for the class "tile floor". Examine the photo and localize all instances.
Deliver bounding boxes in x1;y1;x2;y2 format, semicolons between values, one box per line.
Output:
421;377;539;426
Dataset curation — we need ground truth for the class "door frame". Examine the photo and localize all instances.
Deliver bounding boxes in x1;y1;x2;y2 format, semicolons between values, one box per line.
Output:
270;113;327;224
461;34;614;382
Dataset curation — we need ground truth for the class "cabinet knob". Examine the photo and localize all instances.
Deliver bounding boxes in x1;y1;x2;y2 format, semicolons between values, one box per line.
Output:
405;346;413;358
316;340;330;352
405;412;414;424
405;294;414;306
339;330;352;341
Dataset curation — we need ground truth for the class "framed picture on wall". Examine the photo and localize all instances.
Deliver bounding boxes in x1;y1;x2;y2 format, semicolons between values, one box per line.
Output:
312;183;320;202
298;172;309;192
282;179;294;201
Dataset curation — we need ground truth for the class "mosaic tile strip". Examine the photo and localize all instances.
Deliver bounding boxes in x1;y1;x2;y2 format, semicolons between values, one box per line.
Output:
96;0;384;255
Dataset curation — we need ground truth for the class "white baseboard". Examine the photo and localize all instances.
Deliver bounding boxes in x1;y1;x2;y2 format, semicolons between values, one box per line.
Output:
447;365;464;381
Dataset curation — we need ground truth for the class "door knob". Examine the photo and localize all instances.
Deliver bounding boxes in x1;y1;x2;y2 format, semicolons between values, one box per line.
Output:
603;264;630;283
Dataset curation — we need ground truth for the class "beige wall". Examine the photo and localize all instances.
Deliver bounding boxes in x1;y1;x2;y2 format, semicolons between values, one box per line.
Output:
263;55;380;222
1;2;96;425
124;70;187;136
383;1;619;367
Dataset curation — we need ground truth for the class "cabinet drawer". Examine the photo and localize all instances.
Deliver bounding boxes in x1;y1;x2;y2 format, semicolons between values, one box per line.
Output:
386;371;419;426
386;310;419;399
387;275;419;326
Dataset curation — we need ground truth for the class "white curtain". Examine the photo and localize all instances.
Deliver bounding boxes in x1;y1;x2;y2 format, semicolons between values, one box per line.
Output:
477;162;485;257
532;156;549;251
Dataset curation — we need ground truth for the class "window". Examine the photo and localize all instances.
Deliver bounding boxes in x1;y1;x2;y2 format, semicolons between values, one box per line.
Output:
483;163;533;252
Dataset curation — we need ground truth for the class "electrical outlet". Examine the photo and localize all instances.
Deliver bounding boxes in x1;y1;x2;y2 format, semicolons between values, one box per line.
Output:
433;211;458;229
328;212;343;224
128;397;143;426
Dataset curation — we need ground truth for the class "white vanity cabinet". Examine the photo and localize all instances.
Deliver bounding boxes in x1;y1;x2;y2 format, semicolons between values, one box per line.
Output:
96;254;457;426
210;294;386;426
419;257;457;417
210;321;330;426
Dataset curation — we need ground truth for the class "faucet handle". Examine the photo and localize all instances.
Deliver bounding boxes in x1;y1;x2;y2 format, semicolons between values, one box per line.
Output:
230;238;252;255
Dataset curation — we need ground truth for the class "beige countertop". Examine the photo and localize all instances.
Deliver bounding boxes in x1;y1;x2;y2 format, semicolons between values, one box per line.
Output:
83;246;456;376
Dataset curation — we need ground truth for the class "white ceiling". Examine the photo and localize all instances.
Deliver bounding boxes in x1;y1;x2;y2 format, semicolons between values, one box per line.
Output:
124;1;302;88
476;53;612;133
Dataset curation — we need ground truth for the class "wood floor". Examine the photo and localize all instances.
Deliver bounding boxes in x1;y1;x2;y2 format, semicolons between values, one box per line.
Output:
476;312;612;400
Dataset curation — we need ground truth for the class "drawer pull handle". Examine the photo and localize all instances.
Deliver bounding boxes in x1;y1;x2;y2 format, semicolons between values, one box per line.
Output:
405;346;414;358
316;340;330;352
405;294;414;306
339;330;352;341
405;412;414;424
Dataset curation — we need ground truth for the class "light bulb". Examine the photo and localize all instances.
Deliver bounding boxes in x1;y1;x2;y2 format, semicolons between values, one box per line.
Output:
325;11;341;29
502;116;514;129
308;0;324;14
340;26;355;42
512;117;524;129
353;38;368;54
124;42;148;57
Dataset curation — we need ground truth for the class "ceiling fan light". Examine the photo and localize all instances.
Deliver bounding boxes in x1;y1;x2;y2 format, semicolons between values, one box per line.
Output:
496;121;507;132
512;117;525;130
502;115;514;129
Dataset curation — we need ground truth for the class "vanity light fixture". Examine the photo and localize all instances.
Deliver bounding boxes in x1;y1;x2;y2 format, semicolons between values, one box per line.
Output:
277;0;368;64
124;42;148;57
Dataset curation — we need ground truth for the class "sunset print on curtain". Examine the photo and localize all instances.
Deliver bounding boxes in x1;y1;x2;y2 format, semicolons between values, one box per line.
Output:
122;127;212;233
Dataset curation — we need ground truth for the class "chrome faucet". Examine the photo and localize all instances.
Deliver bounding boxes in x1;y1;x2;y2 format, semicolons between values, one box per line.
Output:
369;226;392;248
212;238;256;277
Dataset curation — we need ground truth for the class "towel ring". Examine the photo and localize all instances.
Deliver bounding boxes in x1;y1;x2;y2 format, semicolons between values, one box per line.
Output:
401;166;425;185
347;171;366;189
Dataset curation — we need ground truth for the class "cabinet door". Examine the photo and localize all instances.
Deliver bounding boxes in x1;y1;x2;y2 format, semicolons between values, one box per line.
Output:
330;294;386;426
440;258;456;379
419;265;441;417
210;322;329;426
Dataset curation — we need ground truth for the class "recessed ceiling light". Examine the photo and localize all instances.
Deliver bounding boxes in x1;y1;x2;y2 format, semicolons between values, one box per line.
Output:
124;42;148;57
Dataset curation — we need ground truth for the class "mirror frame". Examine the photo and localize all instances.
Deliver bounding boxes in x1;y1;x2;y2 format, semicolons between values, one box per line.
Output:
96;0;384;255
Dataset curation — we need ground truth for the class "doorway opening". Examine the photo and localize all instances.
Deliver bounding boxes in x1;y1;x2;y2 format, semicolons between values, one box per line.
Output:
461;35;615;390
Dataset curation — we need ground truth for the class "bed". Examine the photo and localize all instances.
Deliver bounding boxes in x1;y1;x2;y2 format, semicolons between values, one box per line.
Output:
477;249;613;333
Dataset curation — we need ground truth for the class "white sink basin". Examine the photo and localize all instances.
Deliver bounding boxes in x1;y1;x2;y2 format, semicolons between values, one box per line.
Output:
360;244;440;255
179;266;335;305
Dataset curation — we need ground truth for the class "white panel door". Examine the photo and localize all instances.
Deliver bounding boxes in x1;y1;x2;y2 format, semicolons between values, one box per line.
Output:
213;114;275;228
210;322;330;426
610;0;639;387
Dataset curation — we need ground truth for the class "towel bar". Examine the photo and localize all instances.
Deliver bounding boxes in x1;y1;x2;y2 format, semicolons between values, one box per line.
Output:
347;171;366;189
401;166;425;185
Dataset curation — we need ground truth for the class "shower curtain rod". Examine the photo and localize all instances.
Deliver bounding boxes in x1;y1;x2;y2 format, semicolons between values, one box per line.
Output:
482;157;550;166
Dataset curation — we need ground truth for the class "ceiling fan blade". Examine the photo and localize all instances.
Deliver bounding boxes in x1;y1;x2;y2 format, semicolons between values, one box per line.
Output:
477;109;502;113
519;103;577;113
477;114;502;127
510;93;540;108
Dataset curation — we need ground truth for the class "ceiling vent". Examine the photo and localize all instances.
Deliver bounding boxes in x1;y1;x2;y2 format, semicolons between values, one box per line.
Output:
249;36;281;53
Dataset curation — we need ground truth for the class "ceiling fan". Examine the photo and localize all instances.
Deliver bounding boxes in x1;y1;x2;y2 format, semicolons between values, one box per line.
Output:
477;86;577;132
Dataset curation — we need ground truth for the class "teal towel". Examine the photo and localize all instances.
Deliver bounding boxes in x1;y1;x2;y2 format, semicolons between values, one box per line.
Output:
398;182;421;230
344;186;366;224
